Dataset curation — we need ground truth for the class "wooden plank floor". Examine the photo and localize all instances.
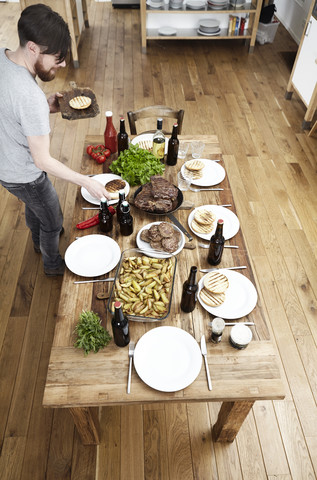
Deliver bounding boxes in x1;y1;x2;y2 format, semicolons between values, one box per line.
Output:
0;2;316;479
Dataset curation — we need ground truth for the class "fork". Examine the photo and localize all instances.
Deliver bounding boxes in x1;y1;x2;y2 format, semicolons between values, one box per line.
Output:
189;186;224;192
198;242;239;249
127;341;135;394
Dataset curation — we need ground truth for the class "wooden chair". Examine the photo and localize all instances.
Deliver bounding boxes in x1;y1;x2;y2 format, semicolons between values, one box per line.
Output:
127;105;185;135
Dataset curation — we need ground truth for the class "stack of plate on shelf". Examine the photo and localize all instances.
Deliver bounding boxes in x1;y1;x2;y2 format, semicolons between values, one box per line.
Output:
146;0;164;8
229;0;246;7
207;0;227;9
197;18;221;36
186;0;206;10
170;0;183;8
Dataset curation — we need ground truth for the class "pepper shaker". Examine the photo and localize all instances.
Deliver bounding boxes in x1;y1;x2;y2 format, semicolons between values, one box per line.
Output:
210;317;225;343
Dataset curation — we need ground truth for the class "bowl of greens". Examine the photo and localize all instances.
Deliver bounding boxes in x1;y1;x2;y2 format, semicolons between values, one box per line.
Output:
109;144;165;186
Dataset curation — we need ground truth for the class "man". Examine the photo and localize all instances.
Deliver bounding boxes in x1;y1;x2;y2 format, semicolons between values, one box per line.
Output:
0;4;110;276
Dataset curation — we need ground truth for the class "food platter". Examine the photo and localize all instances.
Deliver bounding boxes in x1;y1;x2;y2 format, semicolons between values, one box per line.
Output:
188;205;240;240
133;326;202;392
198;269;258;319
133;184;183;216
181;159;225;186
65;235;121;277
131;133;169;154
136;221;185;258
81;173;130;205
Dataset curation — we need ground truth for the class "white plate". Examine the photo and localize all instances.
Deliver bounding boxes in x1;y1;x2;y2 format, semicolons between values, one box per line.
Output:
81;173;130;206
133;326;202;392
188;205;240;240
197;28;221;36
131;133;169;155
181;159;225;186
158;26;177;36
136;221;185;258
198;269;258;319
65;234;121;277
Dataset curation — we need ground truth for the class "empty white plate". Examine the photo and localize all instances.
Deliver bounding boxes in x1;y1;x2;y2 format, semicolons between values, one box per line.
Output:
158;26;177;36
133;326;202;392
65;235;121;277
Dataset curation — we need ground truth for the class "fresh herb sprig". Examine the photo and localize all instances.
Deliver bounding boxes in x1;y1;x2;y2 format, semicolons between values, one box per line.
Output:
74;310;111;356
109;143;165;186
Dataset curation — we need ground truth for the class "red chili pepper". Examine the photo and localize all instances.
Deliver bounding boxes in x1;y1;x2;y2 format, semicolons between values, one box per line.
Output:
76;207;116;229
76;214;100;230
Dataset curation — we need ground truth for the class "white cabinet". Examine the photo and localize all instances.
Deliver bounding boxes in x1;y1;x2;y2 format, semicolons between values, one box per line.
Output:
286;0;317;129
140;1;263;53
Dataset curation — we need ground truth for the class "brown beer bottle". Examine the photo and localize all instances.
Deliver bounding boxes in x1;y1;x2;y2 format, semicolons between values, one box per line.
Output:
99;198;113;233
180;266;198;313
119;200;133;236
116;190;126;223
112;301;130;347
117;117;129;156
207;219;224;265
166;123;179;166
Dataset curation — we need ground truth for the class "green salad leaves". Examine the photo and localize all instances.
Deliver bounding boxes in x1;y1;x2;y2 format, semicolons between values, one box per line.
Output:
74;310;112;356
109;143;165;186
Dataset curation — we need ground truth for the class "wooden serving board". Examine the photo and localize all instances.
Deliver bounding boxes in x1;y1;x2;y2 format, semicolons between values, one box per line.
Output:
58;82;100;121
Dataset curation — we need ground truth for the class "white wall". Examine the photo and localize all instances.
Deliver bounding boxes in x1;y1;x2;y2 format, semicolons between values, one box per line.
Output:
275;0;312;44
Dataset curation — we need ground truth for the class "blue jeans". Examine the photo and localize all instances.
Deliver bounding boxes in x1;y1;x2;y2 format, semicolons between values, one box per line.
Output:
0;172;63;270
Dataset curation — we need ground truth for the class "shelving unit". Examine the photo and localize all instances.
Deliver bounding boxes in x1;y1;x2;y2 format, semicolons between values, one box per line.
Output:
19;0;89;68
140;1;263;52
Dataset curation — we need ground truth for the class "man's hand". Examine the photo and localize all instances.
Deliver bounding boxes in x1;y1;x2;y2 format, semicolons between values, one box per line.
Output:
85;178;111;201
47;92;63;113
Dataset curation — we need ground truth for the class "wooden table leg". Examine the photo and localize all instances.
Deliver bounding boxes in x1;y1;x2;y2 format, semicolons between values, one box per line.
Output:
69;407;100;445
212;401;254;442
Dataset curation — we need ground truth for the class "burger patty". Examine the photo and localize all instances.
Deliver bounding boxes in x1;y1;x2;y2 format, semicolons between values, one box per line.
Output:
106;179;126;192
158;222;175;238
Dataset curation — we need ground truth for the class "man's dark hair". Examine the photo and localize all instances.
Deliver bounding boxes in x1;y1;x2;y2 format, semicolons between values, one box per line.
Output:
18;3;71;63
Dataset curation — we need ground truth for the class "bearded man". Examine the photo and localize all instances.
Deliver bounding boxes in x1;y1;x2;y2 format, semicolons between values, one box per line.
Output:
0;4;110;276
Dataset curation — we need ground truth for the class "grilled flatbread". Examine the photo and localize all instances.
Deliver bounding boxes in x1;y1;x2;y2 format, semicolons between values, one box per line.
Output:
69;96;92;110
194;208;216;226
191;218;213;234
203;271;229;294
199;288;225;307
184;168;204;180
185;160;205;171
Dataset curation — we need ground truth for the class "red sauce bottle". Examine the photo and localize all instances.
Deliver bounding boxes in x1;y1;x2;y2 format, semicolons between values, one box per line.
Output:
104;111;118;154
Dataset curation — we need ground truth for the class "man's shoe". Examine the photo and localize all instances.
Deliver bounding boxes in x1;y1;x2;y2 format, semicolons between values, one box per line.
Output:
44;260;65;277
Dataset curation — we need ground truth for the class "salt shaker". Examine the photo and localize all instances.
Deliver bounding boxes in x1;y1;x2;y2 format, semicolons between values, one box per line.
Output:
229;324;252;349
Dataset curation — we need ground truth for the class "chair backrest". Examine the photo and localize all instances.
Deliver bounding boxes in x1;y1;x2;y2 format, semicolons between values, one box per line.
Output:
127;105;185;135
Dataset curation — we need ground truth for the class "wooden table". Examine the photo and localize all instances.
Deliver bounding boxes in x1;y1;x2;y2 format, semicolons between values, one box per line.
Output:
43;135;285;445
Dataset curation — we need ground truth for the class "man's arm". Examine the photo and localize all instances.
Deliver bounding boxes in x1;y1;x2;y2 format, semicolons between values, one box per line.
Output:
27;134;111;200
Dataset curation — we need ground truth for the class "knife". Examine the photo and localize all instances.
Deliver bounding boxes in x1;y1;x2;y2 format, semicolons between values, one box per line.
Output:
74;277;115;284
200;266;247;273
201;335;212;391
167;213;193;242
127;341;135;394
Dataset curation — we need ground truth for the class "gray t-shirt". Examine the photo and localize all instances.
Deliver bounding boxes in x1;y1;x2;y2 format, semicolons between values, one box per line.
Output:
0;48;50;183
